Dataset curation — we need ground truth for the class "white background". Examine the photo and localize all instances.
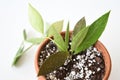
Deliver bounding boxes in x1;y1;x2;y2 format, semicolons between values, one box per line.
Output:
0;0;120;80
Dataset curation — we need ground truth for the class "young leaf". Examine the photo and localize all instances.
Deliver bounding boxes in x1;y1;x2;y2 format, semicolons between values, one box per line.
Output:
75;11;110;53
23;29;27;40
12;42;24;65
47;20;63;37
73;17;86;37
71;27;89;53
28;3;44;33
50;26;67;51
26;37;44;44
38;51;69;76
65;22;69;49
12;43;34;66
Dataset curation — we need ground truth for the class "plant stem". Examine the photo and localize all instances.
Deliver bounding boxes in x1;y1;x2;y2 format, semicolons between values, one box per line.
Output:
21;44;34;55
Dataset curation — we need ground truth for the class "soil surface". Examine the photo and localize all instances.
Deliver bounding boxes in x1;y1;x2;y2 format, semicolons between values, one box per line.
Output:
38;41;105;80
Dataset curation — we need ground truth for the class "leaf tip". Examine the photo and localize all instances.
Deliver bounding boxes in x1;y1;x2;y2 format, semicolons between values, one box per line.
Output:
108;10;111;13
106;10;111;15
28;3;32;9
82;16;85;20
23;29;27;40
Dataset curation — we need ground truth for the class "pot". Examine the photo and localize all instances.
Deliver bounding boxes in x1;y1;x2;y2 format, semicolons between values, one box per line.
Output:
34;32;111;80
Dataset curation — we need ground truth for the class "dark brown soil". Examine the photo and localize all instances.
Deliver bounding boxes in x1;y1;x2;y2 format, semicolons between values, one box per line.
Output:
38;41;105;80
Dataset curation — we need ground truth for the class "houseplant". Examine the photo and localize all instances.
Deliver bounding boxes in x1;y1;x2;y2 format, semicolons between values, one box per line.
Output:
34;11;111;80
12;4;111;80
35;36;111;80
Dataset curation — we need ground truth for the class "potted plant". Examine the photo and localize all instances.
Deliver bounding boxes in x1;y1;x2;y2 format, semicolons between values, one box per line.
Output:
12;4;111;80
34;11;111;80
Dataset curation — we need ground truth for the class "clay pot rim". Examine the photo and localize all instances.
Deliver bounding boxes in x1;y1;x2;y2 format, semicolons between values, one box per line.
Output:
34;31;111;80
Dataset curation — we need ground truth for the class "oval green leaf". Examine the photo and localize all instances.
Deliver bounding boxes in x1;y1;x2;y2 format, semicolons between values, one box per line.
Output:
28;3;44;33
47;20;63;37
50;26;67;51
38;51;69;76
75;11;110;53
71;27;89;53
73;17;86;37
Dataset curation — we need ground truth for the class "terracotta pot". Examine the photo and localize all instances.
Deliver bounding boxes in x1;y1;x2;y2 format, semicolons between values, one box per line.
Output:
34;32;111;80
95;41;111;80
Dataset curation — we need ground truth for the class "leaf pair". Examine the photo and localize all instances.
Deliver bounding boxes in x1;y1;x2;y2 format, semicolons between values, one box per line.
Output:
71;27;89;53
74;11;110;53
12;4;64;66
12;41;34;66
71;17;88;53
12;42;24;65
26;19;63;44
49;22;69;51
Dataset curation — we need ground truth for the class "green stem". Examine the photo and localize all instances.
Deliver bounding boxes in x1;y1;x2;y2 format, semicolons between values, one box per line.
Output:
23;44;34;53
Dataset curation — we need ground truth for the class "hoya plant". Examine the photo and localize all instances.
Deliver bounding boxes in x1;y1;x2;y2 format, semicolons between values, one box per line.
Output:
38;11;110;76
12;3;110;78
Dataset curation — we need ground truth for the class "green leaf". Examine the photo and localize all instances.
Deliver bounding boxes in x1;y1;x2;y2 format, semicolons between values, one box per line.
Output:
12;42;24;65
47;20;63;37
38;51;69;76
12;43;34;66
23;29;27;40
50;26;67;51
28;3;44;33
26;37;44;44
75;11;110;53
65;22;69;49
73;17;86;37
71;27;89;53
